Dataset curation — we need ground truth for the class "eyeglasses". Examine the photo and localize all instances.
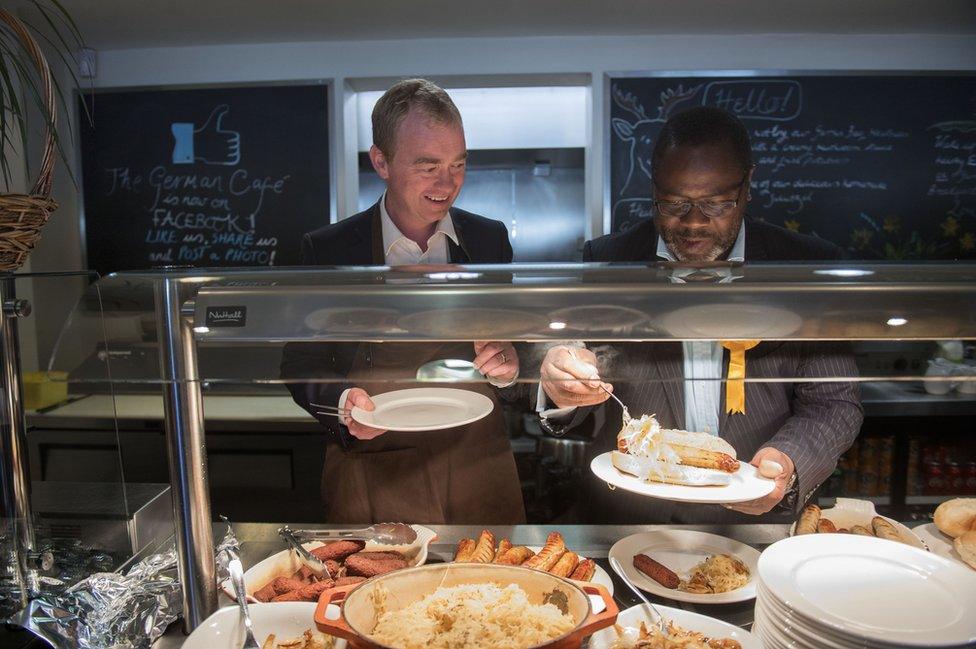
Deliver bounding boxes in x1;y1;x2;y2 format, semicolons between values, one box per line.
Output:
653;171;751;219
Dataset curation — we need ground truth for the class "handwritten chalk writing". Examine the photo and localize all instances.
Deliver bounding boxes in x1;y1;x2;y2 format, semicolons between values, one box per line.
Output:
256;237;278;246
928;184;976;197
151;209;249;233
106;167;143;194
770;153;851;174
145;230;177;244
703;80;802;121
149;250;173;263
183;234;205;243
224;249;272;263
229;169;290;216
178;245;206;261
934;135;976;152
210;232;255;246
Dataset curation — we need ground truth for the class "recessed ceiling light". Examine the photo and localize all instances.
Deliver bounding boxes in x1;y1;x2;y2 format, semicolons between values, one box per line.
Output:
813;269;874;278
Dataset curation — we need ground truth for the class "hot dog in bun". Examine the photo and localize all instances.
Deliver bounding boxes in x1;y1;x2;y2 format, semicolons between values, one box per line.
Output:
611;413;740;487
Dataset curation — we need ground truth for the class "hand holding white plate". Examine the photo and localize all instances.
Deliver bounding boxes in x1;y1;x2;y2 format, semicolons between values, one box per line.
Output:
350;388;493;432
590;452;775;504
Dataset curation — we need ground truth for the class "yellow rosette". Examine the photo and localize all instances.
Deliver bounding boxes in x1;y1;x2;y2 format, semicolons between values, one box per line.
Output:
720;339;760;414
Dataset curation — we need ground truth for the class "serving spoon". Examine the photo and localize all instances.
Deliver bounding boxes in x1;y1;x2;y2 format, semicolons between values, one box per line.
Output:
609;557;669;638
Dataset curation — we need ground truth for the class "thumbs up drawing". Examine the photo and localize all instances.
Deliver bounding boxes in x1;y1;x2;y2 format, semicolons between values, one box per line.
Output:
171;104;241;166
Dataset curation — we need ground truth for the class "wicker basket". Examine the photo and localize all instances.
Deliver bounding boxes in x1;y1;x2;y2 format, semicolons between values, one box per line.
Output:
0;8;59;272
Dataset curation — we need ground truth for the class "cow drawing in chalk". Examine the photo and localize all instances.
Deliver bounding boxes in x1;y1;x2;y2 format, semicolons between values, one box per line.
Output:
612;84;702;196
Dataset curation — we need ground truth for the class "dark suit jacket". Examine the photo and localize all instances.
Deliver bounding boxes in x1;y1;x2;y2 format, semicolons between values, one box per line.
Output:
564;217;863;523
281;201;517;445
300;201;513;266
583;216;845;263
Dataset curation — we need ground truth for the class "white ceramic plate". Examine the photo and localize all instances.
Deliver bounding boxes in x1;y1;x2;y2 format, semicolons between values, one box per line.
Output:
657;303;803;338
547;304;649;332
350;387;493;431
788;498;927;550
590;452;775;504
397;308;549;338
914;522;972;568
608;530;759;604
303;307;400;333
183;602;346;649
588;603;761;649
222;525;437;602
758;533;976;647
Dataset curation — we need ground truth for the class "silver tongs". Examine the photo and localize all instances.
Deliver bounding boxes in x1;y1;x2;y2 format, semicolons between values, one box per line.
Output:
285;522;417;545
278;526;333;580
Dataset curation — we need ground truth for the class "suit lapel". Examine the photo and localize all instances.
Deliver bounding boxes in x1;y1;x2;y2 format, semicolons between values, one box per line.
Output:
447;210;472;263
743;218;769;261
367;202;386;264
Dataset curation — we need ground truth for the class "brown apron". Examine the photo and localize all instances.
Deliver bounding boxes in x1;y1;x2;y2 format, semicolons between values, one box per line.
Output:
321;341;526;524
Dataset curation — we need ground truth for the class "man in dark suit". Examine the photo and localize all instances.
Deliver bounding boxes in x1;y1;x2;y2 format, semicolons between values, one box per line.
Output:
540;107;863;523
281;79;525;523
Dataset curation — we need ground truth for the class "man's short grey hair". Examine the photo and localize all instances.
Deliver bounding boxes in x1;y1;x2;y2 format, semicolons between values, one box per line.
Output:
372;78;463;157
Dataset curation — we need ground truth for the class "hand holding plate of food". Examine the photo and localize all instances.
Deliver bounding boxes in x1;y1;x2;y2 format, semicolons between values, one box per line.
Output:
608;530;760;604
589;413;775;504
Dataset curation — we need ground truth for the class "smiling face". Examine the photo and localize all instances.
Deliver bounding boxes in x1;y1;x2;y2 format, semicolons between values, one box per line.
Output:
652;144;752;262
369;107;467;234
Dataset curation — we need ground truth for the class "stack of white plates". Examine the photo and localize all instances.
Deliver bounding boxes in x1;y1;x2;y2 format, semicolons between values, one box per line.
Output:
754;534;976;648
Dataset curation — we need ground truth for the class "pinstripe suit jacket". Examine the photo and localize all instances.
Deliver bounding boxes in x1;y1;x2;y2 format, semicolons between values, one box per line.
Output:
571;218;864;523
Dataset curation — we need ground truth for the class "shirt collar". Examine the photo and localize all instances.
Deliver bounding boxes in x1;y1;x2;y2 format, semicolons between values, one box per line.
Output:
655;219;746;262
380;192;459;255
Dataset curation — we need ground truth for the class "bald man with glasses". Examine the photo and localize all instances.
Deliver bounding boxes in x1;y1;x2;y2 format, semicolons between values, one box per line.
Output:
539;107;863;524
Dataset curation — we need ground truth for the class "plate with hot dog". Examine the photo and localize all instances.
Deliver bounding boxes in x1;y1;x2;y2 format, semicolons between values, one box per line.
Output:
590;413;775;503
608;530;760;604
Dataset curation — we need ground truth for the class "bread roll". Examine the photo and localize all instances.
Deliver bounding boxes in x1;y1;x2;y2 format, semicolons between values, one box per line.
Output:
953;530;976;570
795;504;821;535
934;498;976;538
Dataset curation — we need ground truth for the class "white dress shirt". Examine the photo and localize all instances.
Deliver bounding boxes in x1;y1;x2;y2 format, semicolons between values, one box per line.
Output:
380;192;458;264
657;224;745;435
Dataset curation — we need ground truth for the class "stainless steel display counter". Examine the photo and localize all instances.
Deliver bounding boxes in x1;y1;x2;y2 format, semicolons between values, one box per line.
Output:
154;523;791;648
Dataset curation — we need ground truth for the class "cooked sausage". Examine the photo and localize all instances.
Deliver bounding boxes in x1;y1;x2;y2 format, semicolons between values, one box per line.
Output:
817;518;838;534
334;576;366;587
523;532;566;571
344;551;408;577
295;579;337;601
570;559;596;582
796;504;821;535
493;539;513;562
470;529;496;563
497;546;535;565
309;540;366;563
454;538;476;562
253;583;278;602
548;551;579;578
850;525;874;537
633;553;679;589
872;516;904;543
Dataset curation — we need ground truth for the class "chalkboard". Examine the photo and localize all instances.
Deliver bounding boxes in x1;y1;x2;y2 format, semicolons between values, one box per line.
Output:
608;74;976;259
79;84;330;275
